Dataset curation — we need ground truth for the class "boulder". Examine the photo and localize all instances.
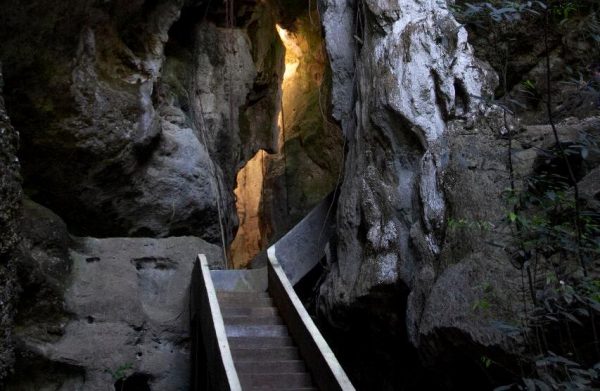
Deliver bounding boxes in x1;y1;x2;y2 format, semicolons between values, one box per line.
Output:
6;200;222;390
316;0;524;388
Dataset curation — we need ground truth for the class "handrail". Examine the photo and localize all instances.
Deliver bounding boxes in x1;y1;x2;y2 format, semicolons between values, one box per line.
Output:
259;191;337;285
267;247;355;391
191;254;242;391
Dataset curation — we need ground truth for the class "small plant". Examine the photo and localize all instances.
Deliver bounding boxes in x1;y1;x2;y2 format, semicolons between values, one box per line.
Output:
473;283;495;312
519;79;540;99
551;0;578;20
481;355;494;368
107;362;134;390
473;298;493;311
448;217;495;231
448;1;600;389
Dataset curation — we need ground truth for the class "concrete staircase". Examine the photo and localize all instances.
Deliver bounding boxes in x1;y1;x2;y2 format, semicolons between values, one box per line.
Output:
218;291;317;390
191;194;354;390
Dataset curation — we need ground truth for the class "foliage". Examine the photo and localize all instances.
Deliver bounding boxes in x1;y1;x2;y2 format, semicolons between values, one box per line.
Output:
451;0;546;23
473;283;496;312
107;362;133;382
447;0;600;389
505;175;600;260
448;217;495;231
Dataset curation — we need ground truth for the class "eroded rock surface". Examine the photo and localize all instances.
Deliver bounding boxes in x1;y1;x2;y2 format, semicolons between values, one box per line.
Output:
0;62;22;382
316;0;524;388
6;201;221;390
0;0;283;242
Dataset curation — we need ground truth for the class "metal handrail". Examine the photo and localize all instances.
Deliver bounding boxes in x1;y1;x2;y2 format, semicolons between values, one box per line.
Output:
191;254;241;391
267;247;356;391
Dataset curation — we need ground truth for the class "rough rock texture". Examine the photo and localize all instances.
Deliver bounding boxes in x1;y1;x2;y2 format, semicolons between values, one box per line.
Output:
231;7;344;266
10;199;76;360
0;0;342;265
0;63;21;382
230;151;268;268
274;14;343;225
6;201;221;390
0;0;283;242
3;201;76;388
0;64;21;256
318;0;496;318
462;7;600;124
316;0;525;388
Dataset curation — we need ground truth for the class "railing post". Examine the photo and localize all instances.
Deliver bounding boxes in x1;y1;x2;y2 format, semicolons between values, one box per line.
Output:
191;254;242;391
267;248;355;391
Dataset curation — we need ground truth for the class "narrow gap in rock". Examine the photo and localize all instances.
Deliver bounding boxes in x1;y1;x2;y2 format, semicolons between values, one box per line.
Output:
230;149;268;268
229;5;341;268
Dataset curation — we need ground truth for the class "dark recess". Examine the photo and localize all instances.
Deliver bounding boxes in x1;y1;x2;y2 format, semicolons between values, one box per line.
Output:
114;372;153;391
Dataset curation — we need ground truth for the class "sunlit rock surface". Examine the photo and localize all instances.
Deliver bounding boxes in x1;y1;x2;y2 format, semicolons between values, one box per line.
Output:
231;9;344;265
317;0;523;385
230;150;268;268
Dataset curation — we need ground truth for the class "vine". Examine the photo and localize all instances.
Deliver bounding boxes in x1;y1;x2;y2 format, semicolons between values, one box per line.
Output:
449;0;600;388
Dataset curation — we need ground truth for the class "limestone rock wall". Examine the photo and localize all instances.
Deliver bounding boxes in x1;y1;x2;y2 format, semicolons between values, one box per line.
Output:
0;63;22;382
0;1;285;385
230;6;345;266
317;0;524;387
275;14;343;226
0;0;283;243
4;201;222;390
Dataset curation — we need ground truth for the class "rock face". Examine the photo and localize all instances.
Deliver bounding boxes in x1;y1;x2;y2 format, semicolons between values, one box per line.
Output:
0;0;343;259
316;0;524;388
274;15;343;225
0;63;21;382
230;7;344;266
0;64;21;257
230;150;269;268
461;5;600;125
6;201;221;390
0;1;345;385
0;0;283;242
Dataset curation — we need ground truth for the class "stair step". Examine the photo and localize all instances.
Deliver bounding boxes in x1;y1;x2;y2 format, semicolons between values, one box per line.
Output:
217;291;270;299
239;373;313;389
226;325;288;338
250;389;317;391
223;315;283;325
216;286;315;389
231;347;300;361
221;306;278;317
229;336;295;348
235;360;305;374
218;297;274;307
